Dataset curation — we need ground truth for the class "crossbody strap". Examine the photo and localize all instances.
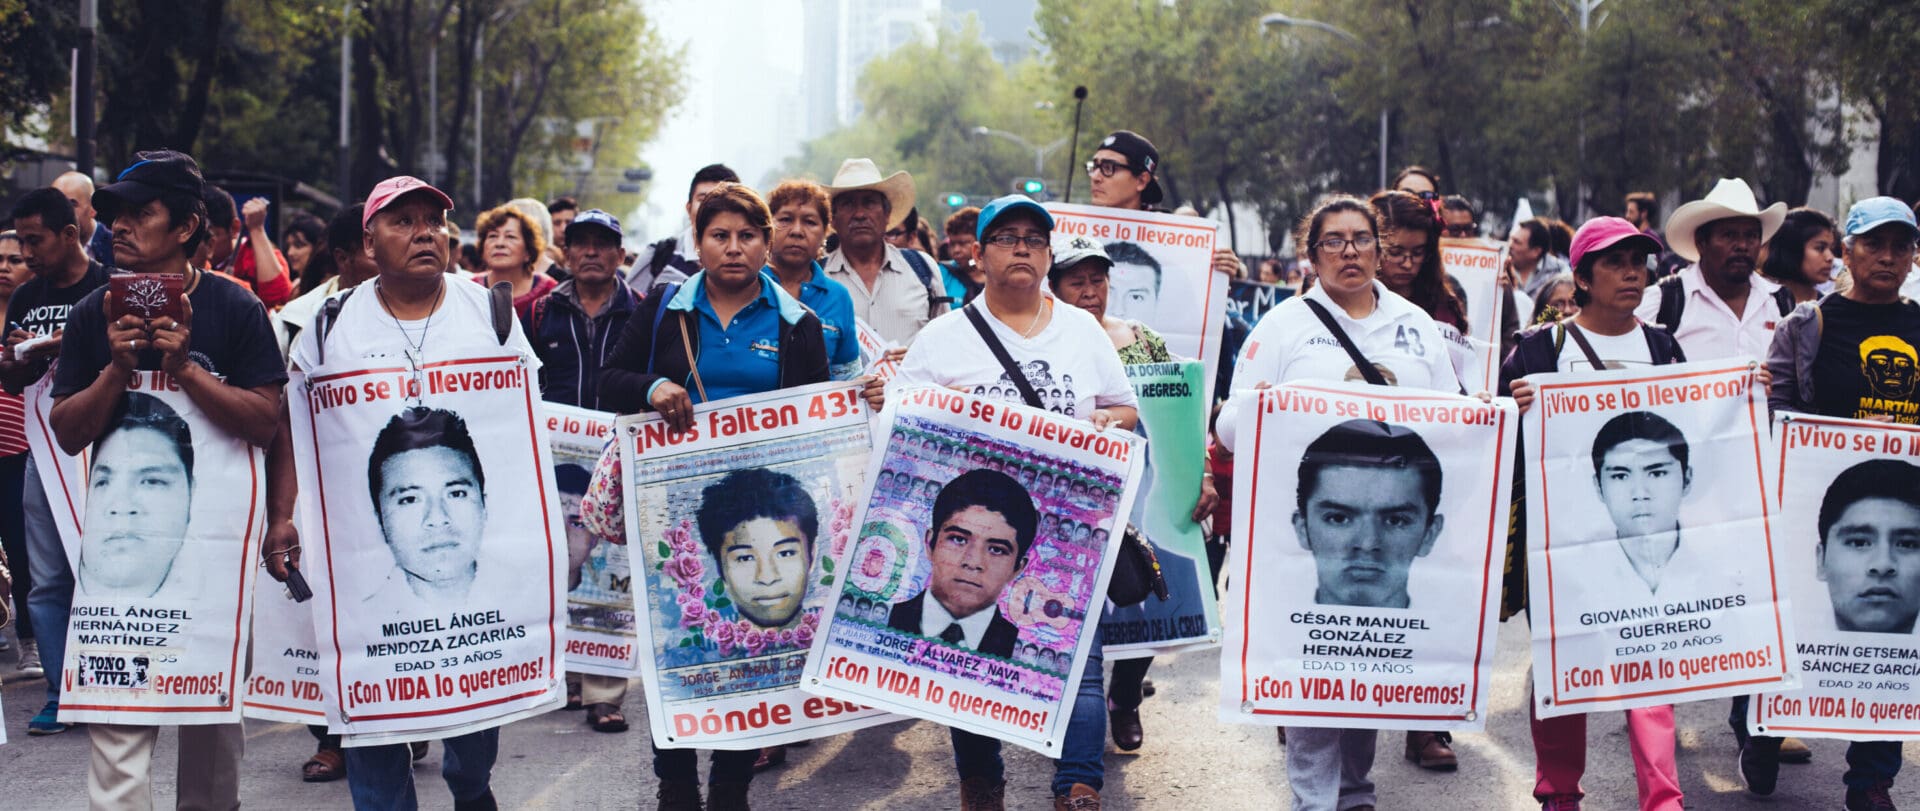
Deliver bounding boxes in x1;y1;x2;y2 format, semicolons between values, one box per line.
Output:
675;311;709;403
1302;298;1389;386
964;303;1044;408
1561;321;1610;370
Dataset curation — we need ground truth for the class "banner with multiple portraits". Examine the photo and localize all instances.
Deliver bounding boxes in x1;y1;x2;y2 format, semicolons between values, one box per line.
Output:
801;386;1145;755
1103;361;1221;658
1437;237;1507;394
546;404;641;678
1749;415;1920;741
1043;203;1226;405
289;356;568;744
1220;382;1515;732
28;372;265;726
619;381;893;749
1525;361;1798;718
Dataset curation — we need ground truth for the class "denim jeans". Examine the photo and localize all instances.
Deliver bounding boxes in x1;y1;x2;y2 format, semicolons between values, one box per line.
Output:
23;455;72;703
951;630;1106;796
345;728;497;810
1730;694;1901;789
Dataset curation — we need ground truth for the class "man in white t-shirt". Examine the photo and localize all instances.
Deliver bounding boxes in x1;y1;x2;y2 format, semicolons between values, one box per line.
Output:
1636;179;1791;362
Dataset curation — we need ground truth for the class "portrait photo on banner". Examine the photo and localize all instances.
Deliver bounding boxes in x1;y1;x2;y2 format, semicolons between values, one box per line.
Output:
1525;361;1794;716
803;386;1143;754
1751;415;1920;741
57;380;264;725
294;357;565;739
545;404;639;677
1221;382;1513;732
621;382;890;748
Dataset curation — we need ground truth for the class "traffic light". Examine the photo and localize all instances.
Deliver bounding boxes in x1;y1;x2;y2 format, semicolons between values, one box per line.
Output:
943;192;966;208
1018;177;1046;196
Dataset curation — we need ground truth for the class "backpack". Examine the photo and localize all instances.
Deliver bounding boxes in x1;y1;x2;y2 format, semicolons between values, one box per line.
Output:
1651;274;1794;335
898;249;954;318
312;282;514;365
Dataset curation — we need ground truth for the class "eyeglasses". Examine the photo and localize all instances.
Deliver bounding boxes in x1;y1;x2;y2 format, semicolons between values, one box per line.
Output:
1314;235;1377;255
1413;190;1440;202
1383;245;1428;262
983;233;1050;250
1085;159;1131;178
1442;225;1479;238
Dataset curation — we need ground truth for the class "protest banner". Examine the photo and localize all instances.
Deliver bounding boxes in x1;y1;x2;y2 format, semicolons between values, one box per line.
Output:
1227;279;1292;333
289;355;567;743
32;372;265;725
1437;237;1507;393
22;375;83;551
545;403;640;678
1749;415;1920;741
1219;381;1515;731
1525;361;1797;717
244;578;327;724
801;386;1145;754
1045;203;1226;404
856;318;901;383
621;381;894;749
1103;361;1221;658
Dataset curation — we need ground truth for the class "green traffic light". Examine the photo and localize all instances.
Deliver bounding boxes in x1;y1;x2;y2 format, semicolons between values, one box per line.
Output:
1021;179;1045;195
944;193;966;207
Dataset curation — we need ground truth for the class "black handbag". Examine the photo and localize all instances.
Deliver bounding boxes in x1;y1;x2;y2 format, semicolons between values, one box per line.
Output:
963;304;1167;607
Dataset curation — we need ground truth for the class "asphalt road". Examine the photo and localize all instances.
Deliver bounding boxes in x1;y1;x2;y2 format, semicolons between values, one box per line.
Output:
2;619;1915;809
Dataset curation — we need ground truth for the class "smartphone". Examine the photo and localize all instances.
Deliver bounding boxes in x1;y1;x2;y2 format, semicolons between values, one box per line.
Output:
107;273;186;322
284;567;314;602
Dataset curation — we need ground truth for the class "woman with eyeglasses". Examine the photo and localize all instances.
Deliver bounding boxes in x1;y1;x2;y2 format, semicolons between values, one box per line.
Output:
1215;195;1462;811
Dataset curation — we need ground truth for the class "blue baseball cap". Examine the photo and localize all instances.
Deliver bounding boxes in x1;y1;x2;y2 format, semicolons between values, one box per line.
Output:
1844;197;1918;238
975;194;1053;241
565;208;623;243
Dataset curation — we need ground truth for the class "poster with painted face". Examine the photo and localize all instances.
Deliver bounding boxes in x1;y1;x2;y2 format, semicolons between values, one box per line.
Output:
1044;203;1226;404
1524;361;1798;718
544;403;640;678
801;386;1145;755
33;372;265;725
1750;415;1920;741
290;356;568;744
1220;381;1514;732
621;381;894;749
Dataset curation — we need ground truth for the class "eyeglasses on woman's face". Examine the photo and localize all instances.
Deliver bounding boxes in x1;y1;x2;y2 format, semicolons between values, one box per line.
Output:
1314;235;1378;255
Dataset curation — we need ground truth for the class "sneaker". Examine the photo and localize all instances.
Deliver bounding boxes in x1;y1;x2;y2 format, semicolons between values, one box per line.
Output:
0;633;12;653
16;639;43;678
1738;741;1779;796
1539;796;1582;811
1845;782;1897;811
27;700;69;736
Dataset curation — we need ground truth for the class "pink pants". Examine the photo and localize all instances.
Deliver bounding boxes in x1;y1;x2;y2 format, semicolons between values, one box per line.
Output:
1529;696;1683;810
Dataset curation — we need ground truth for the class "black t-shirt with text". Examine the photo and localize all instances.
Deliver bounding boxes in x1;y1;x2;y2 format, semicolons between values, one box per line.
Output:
5;259;112;383
1810;295;1920;423
52;270;288;399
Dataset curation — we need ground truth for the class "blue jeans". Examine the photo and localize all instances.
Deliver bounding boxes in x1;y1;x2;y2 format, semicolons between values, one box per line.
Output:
951;631;1106;796
23;455;72;703
345;728;497;810
1730;695;1902;789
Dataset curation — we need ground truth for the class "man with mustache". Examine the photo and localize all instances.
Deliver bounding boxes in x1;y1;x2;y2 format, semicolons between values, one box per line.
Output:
1293;419;1445;609
1638;178;1796;363
821;158;951;346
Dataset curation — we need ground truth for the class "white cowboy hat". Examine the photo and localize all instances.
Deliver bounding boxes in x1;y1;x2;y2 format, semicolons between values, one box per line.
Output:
823;158;917;229
1663;178;1786;263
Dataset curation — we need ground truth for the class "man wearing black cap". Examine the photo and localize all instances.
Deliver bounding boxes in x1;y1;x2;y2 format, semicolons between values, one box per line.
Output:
46;149;286;810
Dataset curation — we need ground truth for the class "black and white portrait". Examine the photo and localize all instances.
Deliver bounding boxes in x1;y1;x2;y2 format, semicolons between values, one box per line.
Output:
1589;411;1693;596
1816;459;1920;635
79;392;198;600
363;406;489;609
1291;419;1444;609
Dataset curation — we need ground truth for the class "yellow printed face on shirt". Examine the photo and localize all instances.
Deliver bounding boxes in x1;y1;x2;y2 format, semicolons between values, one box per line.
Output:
1860;335;1919;400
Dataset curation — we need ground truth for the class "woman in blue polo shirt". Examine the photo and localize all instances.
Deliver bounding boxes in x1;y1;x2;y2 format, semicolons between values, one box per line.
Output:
767;179;862;380
597;182;829;809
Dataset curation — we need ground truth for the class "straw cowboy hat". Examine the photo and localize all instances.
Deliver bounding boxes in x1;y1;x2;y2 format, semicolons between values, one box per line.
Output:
823;158;917;229
1663;178;1786;263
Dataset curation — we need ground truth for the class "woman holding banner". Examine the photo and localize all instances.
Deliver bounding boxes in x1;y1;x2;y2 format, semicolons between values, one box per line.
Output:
1217;195;1461;811
597;182;831;811
1048;233;1217;755
1500;217;1686;811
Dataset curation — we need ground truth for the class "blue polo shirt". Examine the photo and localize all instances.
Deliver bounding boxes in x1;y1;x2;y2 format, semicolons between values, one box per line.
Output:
660;271;808;403
787;261;861;379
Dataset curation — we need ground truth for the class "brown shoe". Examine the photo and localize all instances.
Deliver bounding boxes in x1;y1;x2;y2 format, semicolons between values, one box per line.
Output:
1276;726;1286;745
1405;731;1458;771
1054;783;1101;811
657;779;703;811
301;747;346;782
960;776;1006;811
706;781;749;811
1109;708;1143;751
1779;736;1813;764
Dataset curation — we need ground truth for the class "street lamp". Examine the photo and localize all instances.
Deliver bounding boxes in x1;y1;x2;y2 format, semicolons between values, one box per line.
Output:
970;126;1069;181
1259;13;1389;192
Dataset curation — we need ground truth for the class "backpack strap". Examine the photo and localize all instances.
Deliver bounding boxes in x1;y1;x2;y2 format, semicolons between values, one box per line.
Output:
488;282;514;345
649;237;677;277
314;287;357;366
899;249;953;316
1302;298;1389;386
1653;274;1687;334
1771;286;1796;317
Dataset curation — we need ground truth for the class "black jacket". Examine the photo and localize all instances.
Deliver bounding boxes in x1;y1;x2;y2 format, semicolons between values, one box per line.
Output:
598;276;830;414
530;280;638;410
887;592;1020;659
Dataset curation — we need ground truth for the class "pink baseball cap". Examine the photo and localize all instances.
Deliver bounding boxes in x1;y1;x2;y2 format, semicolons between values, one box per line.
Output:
1570;216;1662;270
363;176;454;230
